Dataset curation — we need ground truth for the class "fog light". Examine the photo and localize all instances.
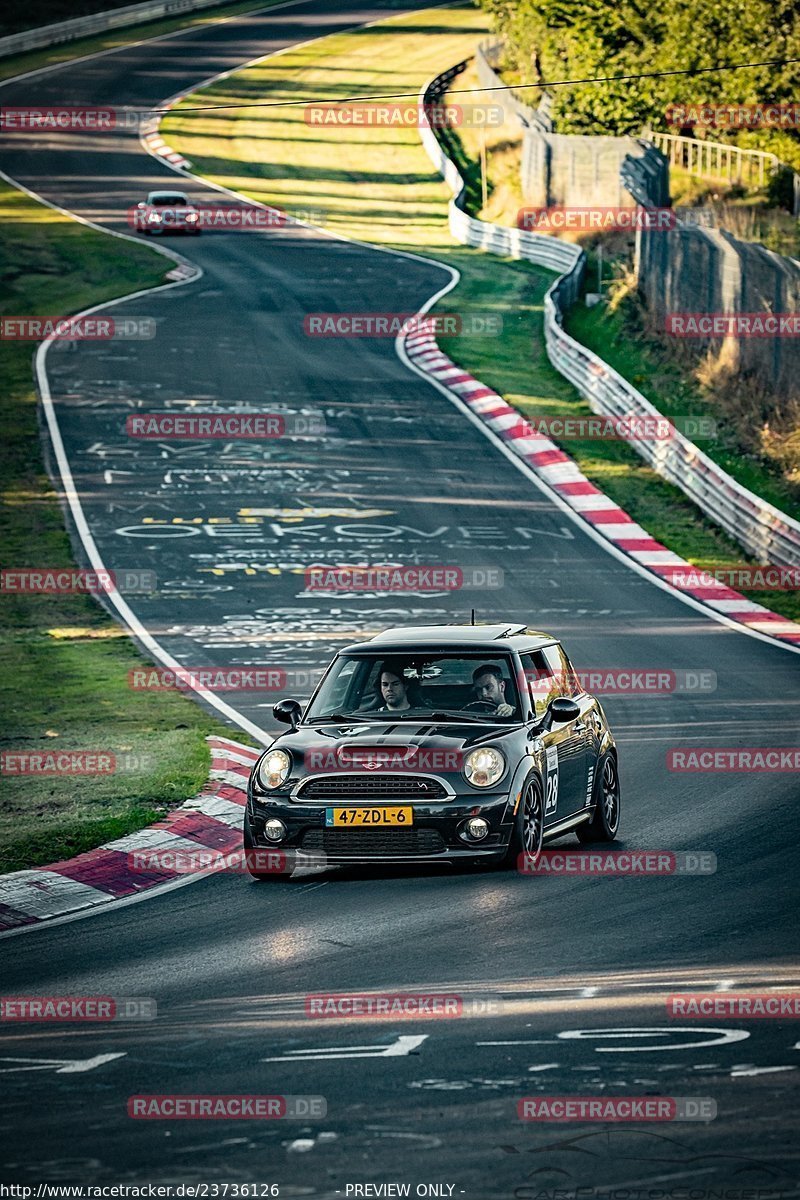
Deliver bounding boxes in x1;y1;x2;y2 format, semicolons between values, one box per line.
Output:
263;818;287;843
464;817;489;842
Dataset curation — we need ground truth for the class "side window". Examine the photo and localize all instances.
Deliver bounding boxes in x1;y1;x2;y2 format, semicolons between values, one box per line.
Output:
554;645;582;697
521;651;560;718
541;645;582;698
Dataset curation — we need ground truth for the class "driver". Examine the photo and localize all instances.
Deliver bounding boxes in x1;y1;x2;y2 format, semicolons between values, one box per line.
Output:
469;664;515;717
375;661;412;712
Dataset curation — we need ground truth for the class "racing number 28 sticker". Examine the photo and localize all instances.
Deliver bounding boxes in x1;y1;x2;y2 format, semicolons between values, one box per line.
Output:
545;746;559;815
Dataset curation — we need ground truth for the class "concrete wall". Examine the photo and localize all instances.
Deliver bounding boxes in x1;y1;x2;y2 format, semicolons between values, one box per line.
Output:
637;225;800;400
522;129;669;209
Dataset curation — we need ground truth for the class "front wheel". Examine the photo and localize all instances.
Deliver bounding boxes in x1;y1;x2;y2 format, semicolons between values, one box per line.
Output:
577;752;620;843
504;774;544;869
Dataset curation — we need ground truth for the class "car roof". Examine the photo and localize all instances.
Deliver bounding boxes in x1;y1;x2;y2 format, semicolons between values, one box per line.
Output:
147;191;190;202
341;623;558;654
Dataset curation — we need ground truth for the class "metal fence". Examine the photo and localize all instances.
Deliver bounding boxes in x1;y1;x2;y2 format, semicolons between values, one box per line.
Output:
644;129;800;217
418;65;800;569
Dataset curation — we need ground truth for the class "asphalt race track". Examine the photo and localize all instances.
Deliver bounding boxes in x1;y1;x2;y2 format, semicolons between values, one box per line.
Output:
1;1;799;1193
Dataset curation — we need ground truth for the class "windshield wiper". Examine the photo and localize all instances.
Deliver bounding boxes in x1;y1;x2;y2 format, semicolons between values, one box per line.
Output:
428;710;487;723
306;713;375;724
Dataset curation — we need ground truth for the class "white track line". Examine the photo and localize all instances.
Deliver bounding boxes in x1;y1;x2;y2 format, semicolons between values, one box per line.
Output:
4;1;797;821
137;9;800;658
0;0;311;89
0;167;273;743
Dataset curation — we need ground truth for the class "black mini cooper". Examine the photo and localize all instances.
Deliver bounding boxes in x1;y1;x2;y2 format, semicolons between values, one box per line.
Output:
243;623;620;875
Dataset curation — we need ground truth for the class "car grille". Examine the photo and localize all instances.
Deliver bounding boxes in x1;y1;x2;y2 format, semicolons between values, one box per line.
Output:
297;775;448;799
301;828;446;857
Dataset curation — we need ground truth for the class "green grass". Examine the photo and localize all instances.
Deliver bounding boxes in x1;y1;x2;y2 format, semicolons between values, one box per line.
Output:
0;180;257;874
0;0;288;84
566;288;800;521
161;4;800;625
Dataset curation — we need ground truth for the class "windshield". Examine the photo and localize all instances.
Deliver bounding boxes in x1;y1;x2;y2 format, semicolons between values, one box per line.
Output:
149;194;190;206
305;653;521;722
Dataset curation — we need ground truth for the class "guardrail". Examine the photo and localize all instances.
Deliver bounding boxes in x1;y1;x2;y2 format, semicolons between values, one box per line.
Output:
0;0;240;59
421;63;581;278
419;65;800;568
476;39;553;132
644;129;800;217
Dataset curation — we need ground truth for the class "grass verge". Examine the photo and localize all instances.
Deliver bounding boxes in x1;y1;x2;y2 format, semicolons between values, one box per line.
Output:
0;180;256;874
162;3;800;624
566;288;800;520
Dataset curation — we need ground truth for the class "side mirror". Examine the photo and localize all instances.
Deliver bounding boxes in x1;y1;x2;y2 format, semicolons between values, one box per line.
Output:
273;698;302;731
549;697;581;724
136;201;146;208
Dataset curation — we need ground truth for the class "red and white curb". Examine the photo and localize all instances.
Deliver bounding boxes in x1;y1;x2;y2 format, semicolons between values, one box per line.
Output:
0;737;266;934
141;110;192;171
403;330;800;649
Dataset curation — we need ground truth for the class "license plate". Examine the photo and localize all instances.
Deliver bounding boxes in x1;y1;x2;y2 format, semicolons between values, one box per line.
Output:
325;807;413;827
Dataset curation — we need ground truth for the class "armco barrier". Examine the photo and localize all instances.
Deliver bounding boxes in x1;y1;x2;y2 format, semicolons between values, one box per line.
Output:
0;0;241;59
420;65;800;569
476;40;553;133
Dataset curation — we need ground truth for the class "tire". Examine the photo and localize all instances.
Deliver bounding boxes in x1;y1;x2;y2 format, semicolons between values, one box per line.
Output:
577;752;620;843
504;774;544;869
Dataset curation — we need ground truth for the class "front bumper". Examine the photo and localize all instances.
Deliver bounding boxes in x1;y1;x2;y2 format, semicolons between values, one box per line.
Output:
245;791;517;864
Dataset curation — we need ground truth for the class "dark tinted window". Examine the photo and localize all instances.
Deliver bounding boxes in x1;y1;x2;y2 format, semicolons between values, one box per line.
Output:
305;654;520;721
149;194;189;206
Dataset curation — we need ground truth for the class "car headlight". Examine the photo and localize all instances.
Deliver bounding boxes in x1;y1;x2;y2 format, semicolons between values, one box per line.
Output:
463;747;506;788
257;748;291;789
147;211;161;223
184;211;199;222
